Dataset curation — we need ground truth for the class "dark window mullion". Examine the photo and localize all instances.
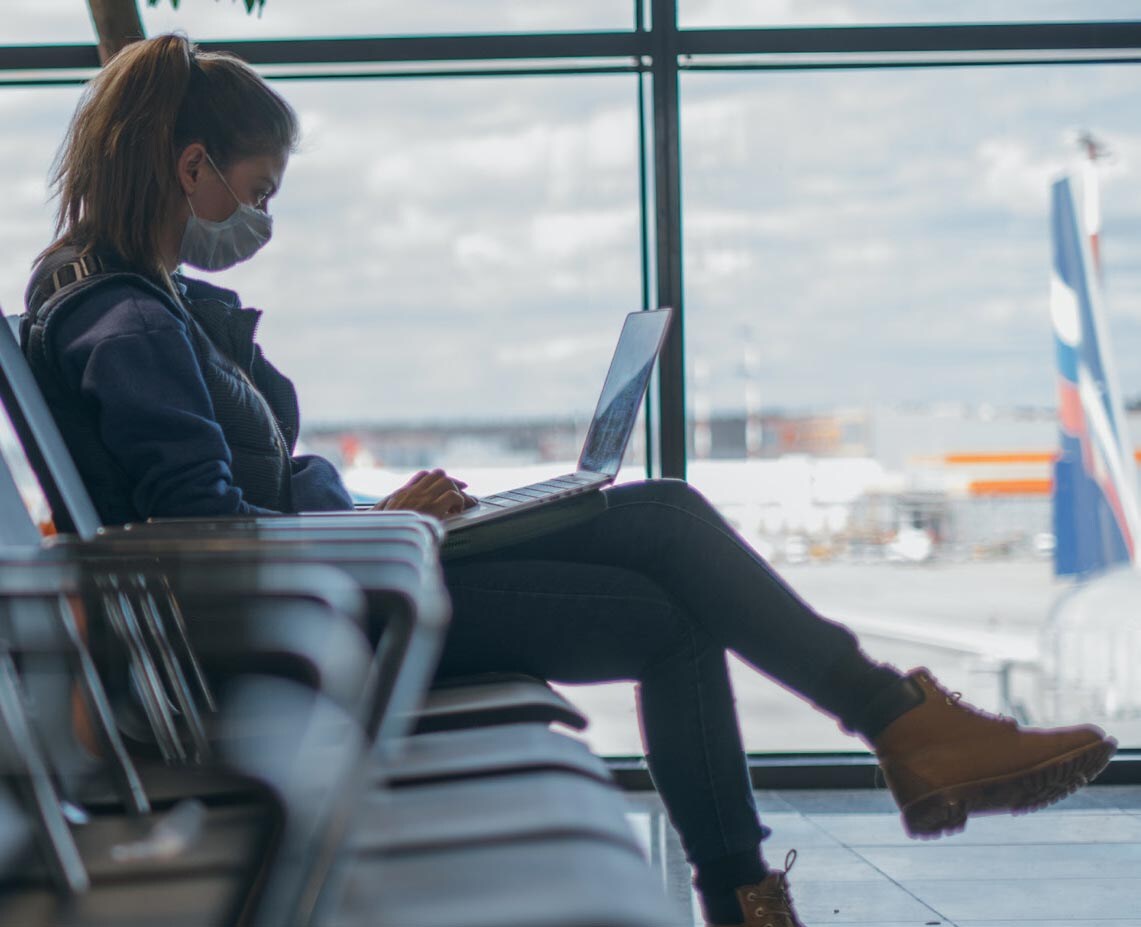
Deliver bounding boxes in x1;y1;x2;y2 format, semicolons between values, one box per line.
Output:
650;0;686;480
678;20;1141;57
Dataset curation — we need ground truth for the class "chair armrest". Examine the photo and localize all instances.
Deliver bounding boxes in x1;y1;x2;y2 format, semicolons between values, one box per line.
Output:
121;510;444;543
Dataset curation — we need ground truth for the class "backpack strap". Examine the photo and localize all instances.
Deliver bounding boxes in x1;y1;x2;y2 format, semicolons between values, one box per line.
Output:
23;255;184;381
25;254;105;314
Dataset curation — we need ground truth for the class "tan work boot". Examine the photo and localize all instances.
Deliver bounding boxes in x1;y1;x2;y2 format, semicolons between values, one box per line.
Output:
709;850;805;927
871;669;1117;838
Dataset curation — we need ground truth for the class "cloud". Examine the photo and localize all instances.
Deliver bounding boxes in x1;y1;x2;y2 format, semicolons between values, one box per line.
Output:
453;231;515;270
5;0;96;43
3;11;1141;425
977;138;1065;216
496;335;612;367
531;209;637;259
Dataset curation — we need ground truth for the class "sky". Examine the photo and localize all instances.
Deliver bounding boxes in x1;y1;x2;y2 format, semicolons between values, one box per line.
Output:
1;1;1140;427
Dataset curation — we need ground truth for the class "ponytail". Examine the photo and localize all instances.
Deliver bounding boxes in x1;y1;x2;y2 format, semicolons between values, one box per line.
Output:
42;33;298;278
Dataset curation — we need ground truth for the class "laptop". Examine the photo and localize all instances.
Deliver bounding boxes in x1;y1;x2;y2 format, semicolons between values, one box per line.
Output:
441;307;672;554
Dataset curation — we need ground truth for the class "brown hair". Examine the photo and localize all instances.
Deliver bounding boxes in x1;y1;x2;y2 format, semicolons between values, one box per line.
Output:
42;33;298;278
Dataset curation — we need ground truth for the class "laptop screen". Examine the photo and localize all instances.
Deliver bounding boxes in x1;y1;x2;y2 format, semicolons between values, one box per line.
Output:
578;308;672;477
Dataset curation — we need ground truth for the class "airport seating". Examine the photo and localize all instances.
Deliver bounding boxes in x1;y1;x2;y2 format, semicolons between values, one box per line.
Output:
0;501;683;925
0;554;375;923
0;320;685;924
0;474;606;793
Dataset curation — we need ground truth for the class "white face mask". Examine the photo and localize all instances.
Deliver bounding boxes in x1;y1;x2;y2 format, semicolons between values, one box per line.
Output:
178;153;273;272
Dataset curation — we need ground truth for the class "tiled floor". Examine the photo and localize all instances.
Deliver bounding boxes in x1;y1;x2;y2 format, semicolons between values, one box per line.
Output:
626;786;1141;926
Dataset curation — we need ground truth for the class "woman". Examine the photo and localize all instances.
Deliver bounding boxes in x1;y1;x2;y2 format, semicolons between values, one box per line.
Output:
23;34;1115;927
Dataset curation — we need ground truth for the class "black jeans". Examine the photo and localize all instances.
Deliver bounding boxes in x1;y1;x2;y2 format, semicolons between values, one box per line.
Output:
438;479;863;871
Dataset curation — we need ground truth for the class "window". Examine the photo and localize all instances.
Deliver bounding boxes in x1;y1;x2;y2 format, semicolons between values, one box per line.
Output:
5;5;1141;760
0;86;86;318
682;63;1141;750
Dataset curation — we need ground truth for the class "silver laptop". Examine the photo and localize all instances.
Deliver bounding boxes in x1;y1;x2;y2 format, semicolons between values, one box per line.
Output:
446;307;672;534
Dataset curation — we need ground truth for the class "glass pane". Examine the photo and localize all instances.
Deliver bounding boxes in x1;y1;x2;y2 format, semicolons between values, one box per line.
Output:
681;0;1141;28
682;64;1141;751
141;1;634;40
3;0;98;44
0;86;82;535
0;85;85;316
181;75;644;496
2;73;646;754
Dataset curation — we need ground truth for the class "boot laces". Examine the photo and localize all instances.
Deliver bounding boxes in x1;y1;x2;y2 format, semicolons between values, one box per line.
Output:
743;850;799;925
944;689;1016;727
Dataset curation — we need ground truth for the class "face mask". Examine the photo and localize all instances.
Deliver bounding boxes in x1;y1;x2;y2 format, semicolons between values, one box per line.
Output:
178;154;273;272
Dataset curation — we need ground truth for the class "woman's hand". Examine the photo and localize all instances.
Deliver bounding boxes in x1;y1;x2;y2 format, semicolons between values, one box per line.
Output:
372;468;478;519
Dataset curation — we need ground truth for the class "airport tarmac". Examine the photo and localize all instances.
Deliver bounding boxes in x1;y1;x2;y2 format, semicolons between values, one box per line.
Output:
554;560;1140;756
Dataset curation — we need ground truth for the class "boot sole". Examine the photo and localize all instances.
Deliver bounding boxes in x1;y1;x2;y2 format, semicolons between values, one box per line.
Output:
901;736;1118;839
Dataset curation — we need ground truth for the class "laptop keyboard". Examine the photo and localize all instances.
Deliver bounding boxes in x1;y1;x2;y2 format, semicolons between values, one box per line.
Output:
476;474;594;509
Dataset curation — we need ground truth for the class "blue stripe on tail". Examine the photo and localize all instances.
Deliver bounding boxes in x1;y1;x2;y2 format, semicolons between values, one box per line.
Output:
1051;176;1137;578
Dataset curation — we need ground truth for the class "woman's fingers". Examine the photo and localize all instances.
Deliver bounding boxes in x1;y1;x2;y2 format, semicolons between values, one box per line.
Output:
415;471;469;499
431;488;465;516
380;470;473;516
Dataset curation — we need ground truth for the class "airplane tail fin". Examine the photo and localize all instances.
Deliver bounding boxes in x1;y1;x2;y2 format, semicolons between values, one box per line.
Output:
1050;173;1140;578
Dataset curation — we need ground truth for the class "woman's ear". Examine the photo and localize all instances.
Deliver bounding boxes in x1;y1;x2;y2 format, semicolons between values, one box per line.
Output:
176;142;208;197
